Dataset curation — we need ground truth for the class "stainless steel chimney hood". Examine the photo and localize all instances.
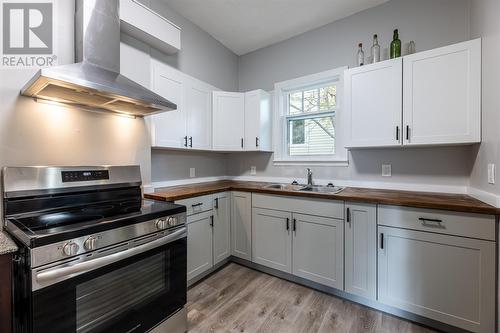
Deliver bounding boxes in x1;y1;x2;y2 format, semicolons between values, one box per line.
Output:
21;0;176;117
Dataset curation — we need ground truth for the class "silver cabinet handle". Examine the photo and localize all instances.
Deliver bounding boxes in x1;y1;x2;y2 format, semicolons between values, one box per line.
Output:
36;227;187;286
419;217;445;229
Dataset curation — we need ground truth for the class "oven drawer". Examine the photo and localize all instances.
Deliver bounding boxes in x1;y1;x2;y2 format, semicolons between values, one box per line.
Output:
377;205;495;241
176;195;213;216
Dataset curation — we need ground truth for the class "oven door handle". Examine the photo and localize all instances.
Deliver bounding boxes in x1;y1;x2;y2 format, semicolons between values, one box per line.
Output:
35;227;187;286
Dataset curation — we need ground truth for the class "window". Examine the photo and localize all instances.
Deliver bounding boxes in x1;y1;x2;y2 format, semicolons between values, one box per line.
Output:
273;67;347;165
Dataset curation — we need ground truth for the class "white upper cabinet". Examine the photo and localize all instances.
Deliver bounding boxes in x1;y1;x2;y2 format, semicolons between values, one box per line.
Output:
120;0;181;54
244;90;272;151
149;60;214;150
403;39;481;145
345;58;403;148
150;61;187;148
186;79;213;150
345;39;481;148
212;92;246;150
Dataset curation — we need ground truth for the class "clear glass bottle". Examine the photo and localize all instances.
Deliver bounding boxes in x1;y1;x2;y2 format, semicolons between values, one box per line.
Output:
371;34;380;63
408;40;416;54
390;29;401;58
357;43;364;66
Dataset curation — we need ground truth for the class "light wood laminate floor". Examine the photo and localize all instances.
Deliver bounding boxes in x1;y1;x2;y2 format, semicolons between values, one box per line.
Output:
187;263;439;333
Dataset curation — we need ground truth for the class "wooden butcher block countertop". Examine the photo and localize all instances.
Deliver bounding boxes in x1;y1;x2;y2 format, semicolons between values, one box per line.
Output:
145;180;498;215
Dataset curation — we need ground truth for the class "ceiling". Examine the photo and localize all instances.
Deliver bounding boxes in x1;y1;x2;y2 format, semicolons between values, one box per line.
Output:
163;0;388;55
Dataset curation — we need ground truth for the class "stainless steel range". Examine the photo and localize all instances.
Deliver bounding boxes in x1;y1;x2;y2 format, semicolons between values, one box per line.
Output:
3;166;187;333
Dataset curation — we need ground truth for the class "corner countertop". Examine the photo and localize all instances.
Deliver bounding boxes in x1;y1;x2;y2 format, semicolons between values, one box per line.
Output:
0;231;17;255
145;180;498;215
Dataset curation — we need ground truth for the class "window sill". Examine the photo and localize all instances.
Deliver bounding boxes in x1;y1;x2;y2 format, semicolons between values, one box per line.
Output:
273;159;349;167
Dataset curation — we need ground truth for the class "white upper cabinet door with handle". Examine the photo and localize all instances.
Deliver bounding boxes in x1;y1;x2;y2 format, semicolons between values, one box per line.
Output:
212;91;245;150
345;58;403;148
403;39;481;145
150;60;187;148
244;89;272;151
186;79;213;150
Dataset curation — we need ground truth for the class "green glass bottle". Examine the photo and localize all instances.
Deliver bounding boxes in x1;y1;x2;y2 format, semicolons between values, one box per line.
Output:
390;29;401;58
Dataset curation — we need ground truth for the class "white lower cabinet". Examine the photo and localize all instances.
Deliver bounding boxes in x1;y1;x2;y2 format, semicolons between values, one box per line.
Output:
252;208;292;272
292;213;344;289
378;226;495;333
231;191;252;260
186;211;213;281
344;203;377;300
213;192;231;265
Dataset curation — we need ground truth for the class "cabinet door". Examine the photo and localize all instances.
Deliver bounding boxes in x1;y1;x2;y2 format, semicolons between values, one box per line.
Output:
292;213;343;289
186;79;213;150
344;203;376;300
403;39;481;145
378;226;495;333
187;211;213;281
213;192;230;265
231;191;252;260
252;208;292;273
345;58;403;148
212;91;245;150
150;61;187;148
244;90;272;151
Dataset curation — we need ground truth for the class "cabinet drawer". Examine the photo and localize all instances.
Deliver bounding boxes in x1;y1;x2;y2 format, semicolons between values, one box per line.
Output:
252;194;343;219
176;195;213;216
378;205;495;241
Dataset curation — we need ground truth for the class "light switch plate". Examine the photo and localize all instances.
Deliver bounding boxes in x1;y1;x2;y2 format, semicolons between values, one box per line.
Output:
250;166;257;175
382;164;392;177
189;168;195;178
488;164;495;184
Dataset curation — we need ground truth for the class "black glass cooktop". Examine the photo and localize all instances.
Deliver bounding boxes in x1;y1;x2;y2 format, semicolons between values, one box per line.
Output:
6;199;186;247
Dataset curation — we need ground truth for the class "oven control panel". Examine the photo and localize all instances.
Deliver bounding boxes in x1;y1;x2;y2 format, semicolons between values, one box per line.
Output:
31;213;186;268
61;170;110;182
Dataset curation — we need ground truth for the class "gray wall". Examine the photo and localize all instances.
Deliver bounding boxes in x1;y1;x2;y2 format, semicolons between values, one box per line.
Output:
238;0;471;91
469;0;500;196
152;150;228;182
225;0;474;191
137;0;239;91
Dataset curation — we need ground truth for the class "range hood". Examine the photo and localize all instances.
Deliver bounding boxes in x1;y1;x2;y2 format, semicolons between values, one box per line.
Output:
21;0;176;117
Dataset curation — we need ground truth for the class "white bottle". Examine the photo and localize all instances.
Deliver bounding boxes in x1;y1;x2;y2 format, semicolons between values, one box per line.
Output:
371;34;380;63
357;43;364;66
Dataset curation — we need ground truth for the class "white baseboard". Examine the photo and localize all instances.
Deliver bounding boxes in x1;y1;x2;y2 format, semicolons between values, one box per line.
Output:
467;187;500;208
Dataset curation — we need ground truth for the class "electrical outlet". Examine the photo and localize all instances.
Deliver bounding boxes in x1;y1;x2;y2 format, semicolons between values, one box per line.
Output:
382;164;392;177
250;166;257;175
189;168;195;178
488;164;495;184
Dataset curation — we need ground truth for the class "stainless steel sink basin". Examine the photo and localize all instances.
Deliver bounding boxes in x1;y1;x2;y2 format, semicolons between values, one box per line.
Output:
299;185;345;194
264;184;307;191
264;183;344;194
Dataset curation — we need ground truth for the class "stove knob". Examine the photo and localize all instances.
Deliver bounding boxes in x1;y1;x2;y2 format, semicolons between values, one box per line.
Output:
155;218;167;230
84;236;97;251
167;216;177;226
62;242;79;256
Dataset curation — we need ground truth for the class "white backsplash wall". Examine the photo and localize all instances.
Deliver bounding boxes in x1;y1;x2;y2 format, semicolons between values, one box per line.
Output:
226;147;474;193
151;150;228;183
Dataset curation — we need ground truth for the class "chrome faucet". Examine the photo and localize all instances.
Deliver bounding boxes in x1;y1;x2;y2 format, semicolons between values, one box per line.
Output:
306;168;313;188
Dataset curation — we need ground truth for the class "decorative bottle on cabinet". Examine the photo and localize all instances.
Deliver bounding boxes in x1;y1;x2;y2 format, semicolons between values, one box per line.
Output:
390;29;401;58
357;43;364;66
371;34;380;63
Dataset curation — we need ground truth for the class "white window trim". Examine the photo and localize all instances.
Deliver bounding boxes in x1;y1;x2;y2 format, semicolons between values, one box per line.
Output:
273;66;348;166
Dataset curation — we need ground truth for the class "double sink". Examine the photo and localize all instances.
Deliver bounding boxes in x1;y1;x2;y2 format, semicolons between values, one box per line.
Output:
264;183;345;194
